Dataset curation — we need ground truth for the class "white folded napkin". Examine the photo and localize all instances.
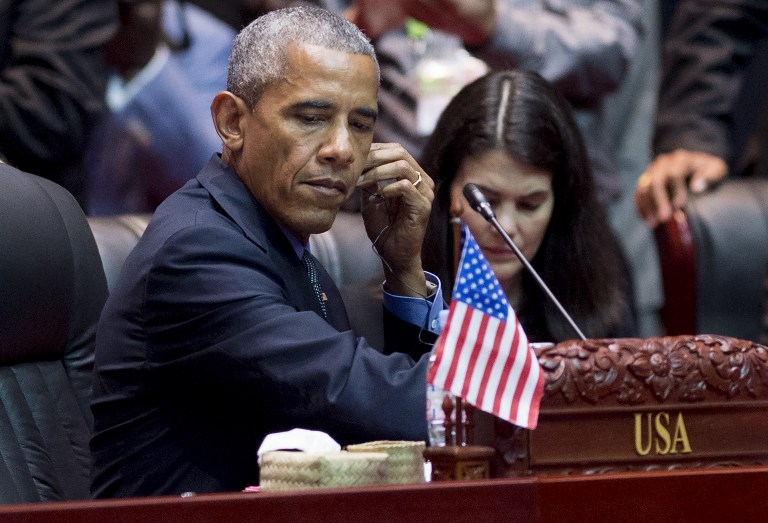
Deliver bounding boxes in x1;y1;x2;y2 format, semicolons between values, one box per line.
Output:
257;429;341;464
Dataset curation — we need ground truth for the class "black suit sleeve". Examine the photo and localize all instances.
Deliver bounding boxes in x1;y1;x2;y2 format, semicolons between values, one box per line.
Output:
141;225;430;445
382;308;437;361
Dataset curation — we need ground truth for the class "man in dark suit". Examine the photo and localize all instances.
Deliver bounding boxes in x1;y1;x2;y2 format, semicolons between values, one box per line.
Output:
90;6;441;498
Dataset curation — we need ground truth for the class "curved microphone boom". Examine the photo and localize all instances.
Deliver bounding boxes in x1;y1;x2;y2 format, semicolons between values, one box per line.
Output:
462;183;587;340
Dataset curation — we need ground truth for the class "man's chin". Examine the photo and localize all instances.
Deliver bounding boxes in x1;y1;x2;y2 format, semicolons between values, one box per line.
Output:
284;208;339;240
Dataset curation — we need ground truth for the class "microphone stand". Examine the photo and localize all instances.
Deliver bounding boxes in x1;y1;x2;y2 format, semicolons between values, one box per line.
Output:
463;183;587;341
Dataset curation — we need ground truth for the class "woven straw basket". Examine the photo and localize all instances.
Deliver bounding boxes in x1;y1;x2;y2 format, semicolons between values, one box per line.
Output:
259;451;389;491
346;440;426;484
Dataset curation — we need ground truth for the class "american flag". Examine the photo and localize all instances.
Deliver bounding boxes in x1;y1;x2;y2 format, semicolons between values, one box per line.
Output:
427;224;544;429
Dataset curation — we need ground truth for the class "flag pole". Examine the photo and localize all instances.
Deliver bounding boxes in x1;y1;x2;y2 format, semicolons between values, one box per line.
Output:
450;217;465;446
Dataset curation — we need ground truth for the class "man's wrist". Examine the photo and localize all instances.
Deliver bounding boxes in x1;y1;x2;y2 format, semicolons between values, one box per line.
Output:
383;271;428;298
383;272;444;332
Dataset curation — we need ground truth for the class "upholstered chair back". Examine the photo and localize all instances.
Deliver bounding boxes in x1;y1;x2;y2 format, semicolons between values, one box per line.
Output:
0;166;108;503
655;178;768;341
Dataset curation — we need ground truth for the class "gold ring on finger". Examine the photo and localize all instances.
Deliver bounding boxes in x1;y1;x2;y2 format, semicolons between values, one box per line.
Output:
412;171;422;188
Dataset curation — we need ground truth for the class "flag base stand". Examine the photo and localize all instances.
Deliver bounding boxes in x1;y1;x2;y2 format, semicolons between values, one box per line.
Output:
422;393;495;481
423;445;494;481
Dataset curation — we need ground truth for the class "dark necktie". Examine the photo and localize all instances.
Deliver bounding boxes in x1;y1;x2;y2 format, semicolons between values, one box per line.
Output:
302;250;327;319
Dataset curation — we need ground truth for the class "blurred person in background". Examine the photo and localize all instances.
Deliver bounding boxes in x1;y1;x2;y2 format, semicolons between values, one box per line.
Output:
634;0;768;228
346;0;643;207
347;0;657;335
84;0;236;214
0;0;118;209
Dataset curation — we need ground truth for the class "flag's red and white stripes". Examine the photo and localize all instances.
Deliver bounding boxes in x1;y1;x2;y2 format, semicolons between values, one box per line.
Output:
427;298;544;429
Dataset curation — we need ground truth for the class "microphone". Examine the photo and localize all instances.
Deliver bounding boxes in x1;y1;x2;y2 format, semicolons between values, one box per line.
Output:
463;183;495;221
462;183;586;340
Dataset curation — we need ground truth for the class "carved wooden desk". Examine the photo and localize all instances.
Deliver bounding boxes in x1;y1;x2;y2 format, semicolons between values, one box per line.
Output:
5;335;765;521
496;335;768;476
1;466;767;522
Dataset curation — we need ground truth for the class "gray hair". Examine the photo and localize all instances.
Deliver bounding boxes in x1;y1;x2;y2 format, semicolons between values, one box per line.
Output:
227;6;380;108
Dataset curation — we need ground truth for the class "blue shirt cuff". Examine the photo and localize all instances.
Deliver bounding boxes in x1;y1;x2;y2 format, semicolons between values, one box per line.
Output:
382;272;445;334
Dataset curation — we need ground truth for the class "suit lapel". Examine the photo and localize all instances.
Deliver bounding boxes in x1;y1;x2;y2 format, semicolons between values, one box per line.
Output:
196;155;350;331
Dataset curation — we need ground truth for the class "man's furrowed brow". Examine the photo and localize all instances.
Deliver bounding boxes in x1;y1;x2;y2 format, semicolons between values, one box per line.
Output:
289;100;333;111
287;100;377;120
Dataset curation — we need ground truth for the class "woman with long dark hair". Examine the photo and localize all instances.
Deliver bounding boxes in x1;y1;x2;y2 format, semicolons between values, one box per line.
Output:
421;69;635;342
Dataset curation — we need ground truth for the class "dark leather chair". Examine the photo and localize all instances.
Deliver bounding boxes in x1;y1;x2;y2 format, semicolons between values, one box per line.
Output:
655;178;768;341
0;165;108;503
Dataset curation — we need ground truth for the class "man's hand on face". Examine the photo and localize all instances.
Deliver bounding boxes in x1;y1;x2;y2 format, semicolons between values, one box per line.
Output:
634;149;728;228
357;143;435;297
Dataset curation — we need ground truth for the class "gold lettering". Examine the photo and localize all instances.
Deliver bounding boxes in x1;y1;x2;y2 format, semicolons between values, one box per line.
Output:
634;411;694;457
654;412;672;454
633;413;652;456
671;412;692;454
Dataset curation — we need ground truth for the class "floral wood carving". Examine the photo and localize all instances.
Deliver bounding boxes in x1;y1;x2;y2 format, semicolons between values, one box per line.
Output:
536;335;768;406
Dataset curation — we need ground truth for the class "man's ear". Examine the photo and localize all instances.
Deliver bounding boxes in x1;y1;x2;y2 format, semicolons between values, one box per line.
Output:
211;91;249;153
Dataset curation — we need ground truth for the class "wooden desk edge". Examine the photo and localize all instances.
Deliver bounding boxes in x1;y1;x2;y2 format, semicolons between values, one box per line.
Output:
2;466;768;522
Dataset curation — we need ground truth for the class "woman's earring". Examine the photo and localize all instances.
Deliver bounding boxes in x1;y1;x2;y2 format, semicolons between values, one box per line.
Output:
449;196;464;222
